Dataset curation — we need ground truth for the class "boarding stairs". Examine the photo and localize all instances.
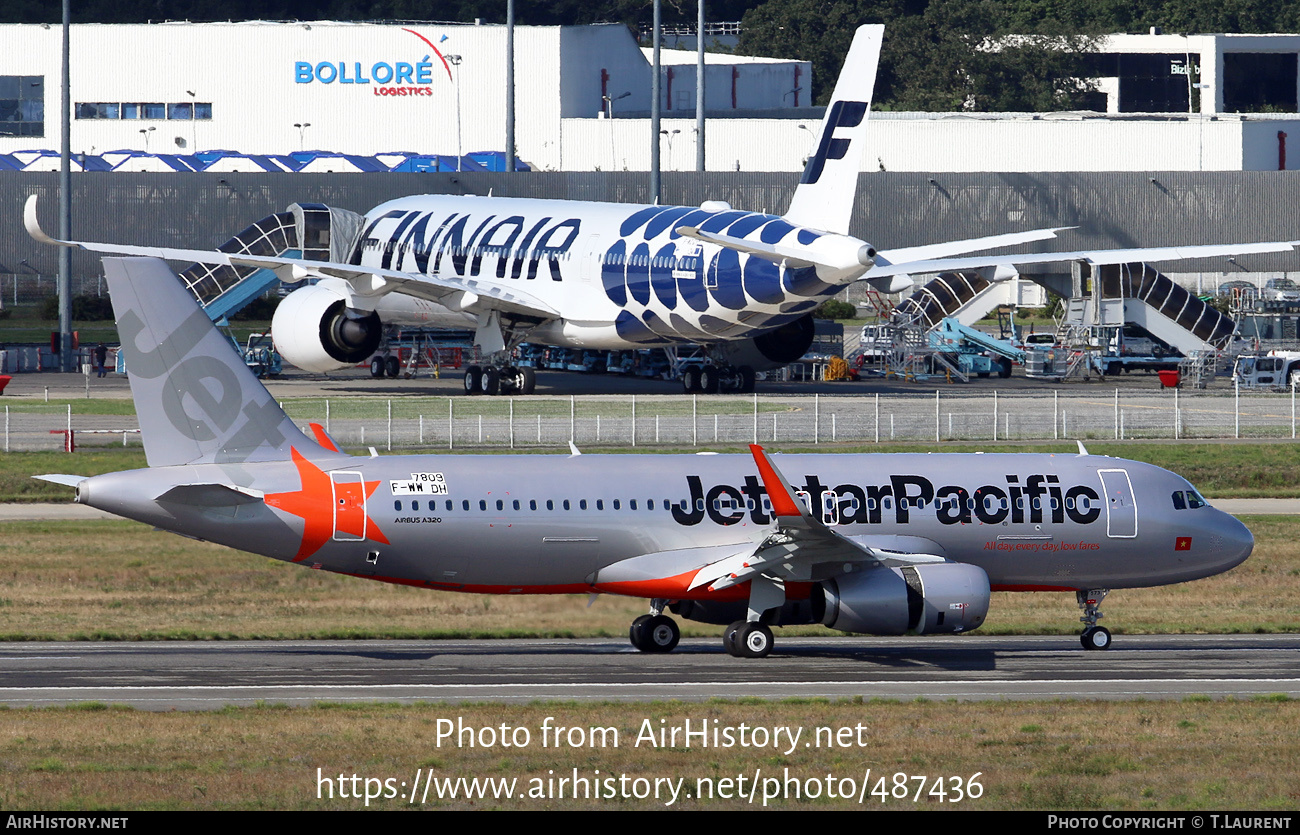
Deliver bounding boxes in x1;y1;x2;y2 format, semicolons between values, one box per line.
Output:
177;203;365;321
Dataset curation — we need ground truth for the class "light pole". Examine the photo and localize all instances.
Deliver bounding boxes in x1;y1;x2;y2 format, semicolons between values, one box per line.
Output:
661;128;680;170
139;126;155;151
603;90;629;118
186;89;198;151
294;122;311;151
446;54;463;172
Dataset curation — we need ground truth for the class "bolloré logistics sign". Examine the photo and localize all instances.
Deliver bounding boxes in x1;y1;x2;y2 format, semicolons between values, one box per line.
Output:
293;28;454;97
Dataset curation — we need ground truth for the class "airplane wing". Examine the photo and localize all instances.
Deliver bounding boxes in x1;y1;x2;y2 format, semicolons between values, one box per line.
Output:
590;445;950;598
23;194;561;321
865;239;1300;279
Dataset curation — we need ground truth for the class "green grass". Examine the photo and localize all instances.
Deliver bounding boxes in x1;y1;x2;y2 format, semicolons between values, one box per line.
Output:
3;699;1297;810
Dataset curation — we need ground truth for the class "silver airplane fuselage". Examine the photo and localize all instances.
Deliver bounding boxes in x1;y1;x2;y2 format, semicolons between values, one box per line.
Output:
76;450;1252;600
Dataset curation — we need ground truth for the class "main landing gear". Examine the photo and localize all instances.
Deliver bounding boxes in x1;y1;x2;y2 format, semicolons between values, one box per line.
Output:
627;604;776;658
681;364;756;394
628;601;680;653
723;620;773;659
1077;588;1112;650
463;364;536;396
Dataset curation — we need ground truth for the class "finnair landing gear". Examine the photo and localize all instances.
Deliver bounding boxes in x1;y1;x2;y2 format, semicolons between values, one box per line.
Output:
370;354;400;378
1077;588;1112;650
629;600;680;653
463;365;536;396
681;364;756;394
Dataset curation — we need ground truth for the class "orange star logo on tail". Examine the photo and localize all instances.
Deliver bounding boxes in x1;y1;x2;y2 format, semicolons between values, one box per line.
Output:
264;448;389;562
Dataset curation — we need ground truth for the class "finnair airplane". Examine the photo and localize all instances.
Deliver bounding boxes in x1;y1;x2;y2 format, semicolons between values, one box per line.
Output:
25;25;1300;396
38;255;1253;657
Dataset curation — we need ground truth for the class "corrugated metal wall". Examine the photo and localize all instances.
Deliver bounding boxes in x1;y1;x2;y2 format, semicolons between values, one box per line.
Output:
5;170;1300;279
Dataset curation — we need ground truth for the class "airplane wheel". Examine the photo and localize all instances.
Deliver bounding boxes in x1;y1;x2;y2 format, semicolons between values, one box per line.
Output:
700;365;720;394
629;615;653;651
385;356;401;378
519;366;536;395
723;620;746;656
644;615;680;653
630;614;678;653
735;622;773;659
737;365;756;393
682;366;701;394
464;366;482;394
370;357;385;378
481;366;501;395
1081;626;1112;651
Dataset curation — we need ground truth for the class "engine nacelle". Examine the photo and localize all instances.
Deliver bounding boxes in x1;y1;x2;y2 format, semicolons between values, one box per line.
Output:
714;313;816;371
272;283;382;373
822;563;990;635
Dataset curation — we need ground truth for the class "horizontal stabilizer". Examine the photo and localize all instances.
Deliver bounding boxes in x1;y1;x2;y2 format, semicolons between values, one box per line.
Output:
154;483;265;507
32;473;87;487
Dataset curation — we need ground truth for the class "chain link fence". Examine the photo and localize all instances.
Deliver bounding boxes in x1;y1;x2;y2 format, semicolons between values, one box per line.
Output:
10;387;1300;452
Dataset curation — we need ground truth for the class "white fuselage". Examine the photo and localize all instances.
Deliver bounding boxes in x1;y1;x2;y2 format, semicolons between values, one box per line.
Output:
354;194;866;350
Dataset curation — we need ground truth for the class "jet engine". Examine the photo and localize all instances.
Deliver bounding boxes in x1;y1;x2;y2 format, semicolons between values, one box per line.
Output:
670;563;988;636
822;563;990;635
271;283;382;373
715;313;816;371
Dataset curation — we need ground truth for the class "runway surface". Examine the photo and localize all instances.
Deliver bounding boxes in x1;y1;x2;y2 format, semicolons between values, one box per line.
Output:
1;634;1296;709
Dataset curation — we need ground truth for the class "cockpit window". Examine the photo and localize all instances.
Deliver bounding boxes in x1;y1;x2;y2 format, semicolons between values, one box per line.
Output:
1172;490;1207;510
1172;491;1186;510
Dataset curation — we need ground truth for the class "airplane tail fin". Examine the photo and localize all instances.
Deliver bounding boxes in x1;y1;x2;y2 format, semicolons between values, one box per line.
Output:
783;24;883;236
102;256;333;468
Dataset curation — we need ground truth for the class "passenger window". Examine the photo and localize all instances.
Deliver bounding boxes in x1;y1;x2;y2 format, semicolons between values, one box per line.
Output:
394;500;402;510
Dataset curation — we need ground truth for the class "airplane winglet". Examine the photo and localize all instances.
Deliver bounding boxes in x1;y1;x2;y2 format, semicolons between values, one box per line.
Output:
569;441;582;457
24;194;67;248
1077;440;1090;456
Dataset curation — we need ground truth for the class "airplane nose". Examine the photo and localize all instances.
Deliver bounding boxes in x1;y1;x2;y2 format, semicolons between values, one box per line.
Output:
1210;511;1254;574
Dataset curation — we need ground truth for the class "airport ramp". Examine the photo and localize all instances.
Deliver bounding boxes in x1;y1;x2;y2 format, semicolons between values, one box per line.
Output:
178;203;364;321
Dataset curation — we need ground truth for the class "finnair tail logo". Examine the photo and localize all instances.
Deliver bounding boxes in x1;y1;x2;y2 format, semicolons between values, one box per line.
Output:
800;100;868;185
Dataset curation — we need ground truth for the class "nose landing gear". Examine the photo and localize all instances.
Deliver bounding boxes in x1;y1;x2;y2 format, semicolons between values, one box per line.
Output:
1077;588;1112;650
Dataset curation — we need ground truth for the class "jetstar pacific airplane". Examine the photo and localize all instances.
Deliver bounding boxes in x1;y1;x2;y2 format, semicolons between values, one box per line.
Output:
24;24;1300;396
37;255;1253;657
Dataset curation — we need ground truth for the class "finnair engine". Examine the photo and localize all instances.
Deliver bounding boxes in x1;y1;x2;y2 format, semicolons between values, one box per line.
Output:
714;313;816;371
822;563;990;635
271;283;382;373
